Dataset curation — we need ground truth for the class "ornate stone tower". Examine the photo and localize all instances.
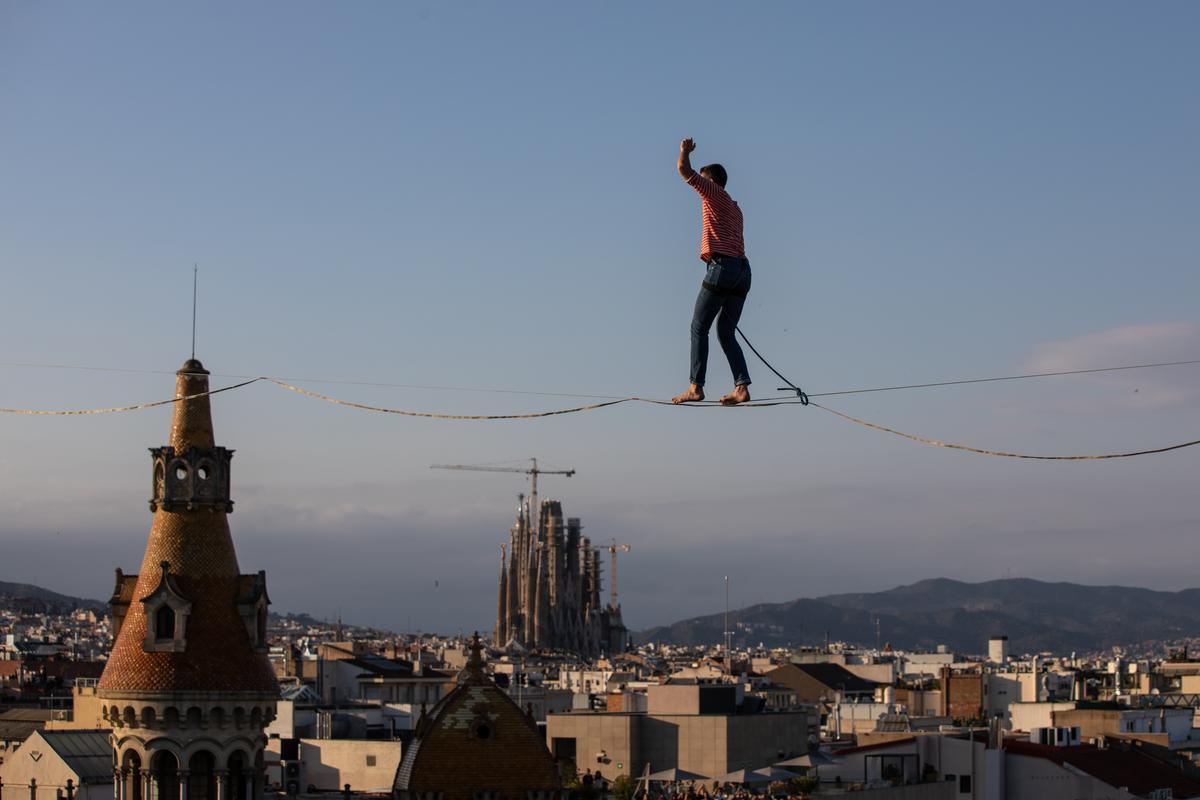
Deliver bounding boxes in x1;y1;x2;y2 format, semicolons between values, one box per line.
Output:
98;359;278;800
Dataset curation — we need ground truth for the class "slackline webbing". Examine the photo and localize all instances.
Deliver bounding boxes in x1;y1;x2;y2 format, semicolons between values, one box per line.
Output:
0;378;261;415
1;369;1198;461
809;402;1200;461
733;330;1200;459
265;378;634;420
269;381;1200;460
3;356;1199;402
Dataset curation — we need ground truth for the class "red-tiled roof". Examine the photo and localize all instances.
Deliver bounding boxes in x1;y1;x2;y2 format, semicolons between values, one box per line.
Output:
833;737;917;755
395;638;560;800
98;362;276;696
35;660;105;682
113;574;138;605
1006;740;1200;796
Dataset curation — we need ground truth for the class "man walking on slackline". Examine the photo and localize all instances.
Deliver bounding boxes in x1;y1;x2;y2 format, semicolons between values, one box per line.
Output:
672;137;752;405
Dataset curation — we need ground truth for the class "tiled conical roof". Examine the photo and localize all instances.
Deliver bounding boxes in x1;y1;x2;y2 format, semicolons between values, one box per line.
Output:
98;360;277;695
394;634;561;799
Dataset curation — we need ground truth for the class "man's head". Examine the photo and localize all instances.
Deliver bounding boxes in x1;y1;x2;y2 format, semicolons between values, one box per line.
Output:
700;163;728;187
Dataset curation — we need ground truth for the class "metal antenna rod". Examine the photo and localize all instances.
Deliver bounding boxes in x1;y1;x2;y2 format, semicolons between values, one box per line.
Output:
724;575;731;676
191;264;198;359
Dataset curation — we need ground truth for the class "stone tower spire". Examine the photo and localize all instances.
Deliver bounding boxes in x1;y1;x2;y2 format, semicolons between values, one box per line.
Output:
495;544;508;647
544;501;562;608
532;540;551;649
506;503;523;644
522;506;537;644
99;359;278;800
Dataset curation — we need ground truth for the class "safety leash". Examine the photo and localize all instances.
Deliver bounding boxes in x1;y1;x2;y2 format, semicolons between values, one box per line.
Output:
735;327;808;404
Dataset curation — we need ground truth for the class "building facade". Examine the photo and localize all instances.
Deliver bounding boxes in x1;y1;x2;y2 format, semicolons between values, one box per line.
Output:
0;730;114;800
546;682;817;780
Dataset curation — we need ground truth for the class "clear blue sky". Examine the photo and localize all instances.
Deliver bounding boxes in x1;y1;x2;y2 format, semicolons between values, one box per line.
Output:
2;2;1198;638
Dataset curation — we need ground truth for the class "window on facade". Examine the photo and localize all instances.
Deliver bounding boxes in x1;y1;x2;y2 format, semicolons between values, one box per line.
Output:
155;605;176;641
959;775;972;793
366;755;376;767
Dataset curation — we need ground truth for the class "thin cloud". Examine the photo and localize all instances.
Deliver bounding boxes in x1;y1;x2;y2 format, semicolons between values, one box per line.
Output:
1025;322;1200;410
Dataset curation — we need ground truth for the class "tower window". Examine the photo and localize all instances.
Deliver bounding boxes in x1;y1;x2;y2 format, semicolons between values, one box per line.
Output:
141;562;191;653
198;466;209;480
156;605;176;641
175;466;188;481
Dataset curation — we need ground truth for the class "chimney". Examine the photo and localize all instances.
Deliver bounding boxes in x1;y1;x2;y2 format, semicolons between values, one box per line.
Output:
940;666;951;717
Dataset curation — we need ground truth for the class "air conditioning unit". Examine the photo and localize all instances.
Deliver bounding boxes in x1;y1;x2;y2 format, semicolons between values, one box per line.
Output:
1029;726;1080;747
285;761;301;796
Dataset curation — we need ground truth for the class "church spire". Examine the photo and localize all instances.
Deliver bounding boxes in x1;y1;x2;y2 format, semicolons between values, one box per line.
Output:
98;358;278;800
171;358;216;451
495;544;508;647
99;358;275;694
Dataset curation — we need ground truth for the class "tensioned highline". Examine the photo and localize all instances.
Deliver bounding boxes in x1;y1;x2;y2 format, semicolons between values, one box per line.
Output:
0;357;1198;461
1;356;1198;402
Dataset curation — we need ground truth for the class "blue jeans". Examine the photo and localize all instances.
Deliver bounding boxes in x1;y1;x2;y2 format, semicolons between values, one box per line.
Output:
690;255;751;388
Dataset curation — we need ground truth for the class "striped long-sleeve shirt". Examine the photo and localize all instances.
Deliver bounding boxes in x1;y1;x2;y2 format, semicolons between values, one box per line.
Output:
686;171;745;261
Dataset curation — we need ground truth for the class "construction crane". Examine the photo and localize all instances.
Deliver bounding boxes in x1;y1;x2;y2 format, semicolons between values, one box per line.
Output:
607;539;631;610
430;458;575;537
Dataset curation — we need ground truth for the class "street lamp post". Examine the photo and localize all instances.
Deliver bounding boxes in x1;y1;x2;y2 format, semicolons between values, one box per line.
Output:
724;576;731;676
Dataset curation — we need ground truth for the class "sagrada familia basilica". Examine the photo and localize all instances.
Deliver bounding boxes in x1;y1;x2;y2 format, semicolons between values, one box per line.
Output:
494;500;627;657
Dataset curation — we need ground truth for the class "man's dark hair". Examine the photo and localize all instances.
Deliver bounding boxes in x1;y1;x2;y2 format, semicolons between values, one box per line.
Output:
700;163;728;187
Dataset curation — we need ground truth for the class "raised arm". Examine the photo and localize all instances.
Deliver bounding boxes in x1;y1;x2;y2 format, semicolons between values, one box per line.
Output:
678;137;697;180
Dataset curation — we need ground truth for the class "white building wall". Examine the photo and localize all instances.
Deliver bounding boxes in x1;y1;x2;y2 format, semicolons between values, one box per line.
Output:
265;698;295;739
829;702;893;737
0;732;109;800
843;663;897;685
298;738;403;793
984;674;1021;725
318;659;362;704
1009;702;1074;733
559;669;615;693
900;653;956;677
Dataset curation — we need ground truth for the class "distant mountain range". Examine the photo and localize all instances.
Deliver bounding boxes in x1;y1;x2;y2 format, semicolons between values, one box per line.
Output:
0;580;389;635
636;578;1200;654
0;580;106;612
9;576;1198;654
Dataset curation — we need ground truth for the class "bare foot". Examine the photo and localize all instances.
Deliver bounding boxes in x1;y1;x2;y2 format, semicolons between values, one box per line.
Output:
719;385;751;406
672;384;705;404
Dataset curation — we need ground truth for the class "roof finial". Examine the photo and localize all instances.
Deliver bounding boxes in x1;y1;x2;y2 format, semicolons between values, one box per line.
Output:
459;632;486;685
191;264;198;360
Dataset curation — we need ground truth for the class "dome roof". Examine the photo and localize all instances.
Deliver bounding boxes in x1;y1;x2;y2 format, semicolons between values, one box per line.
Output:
394;635;562;800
